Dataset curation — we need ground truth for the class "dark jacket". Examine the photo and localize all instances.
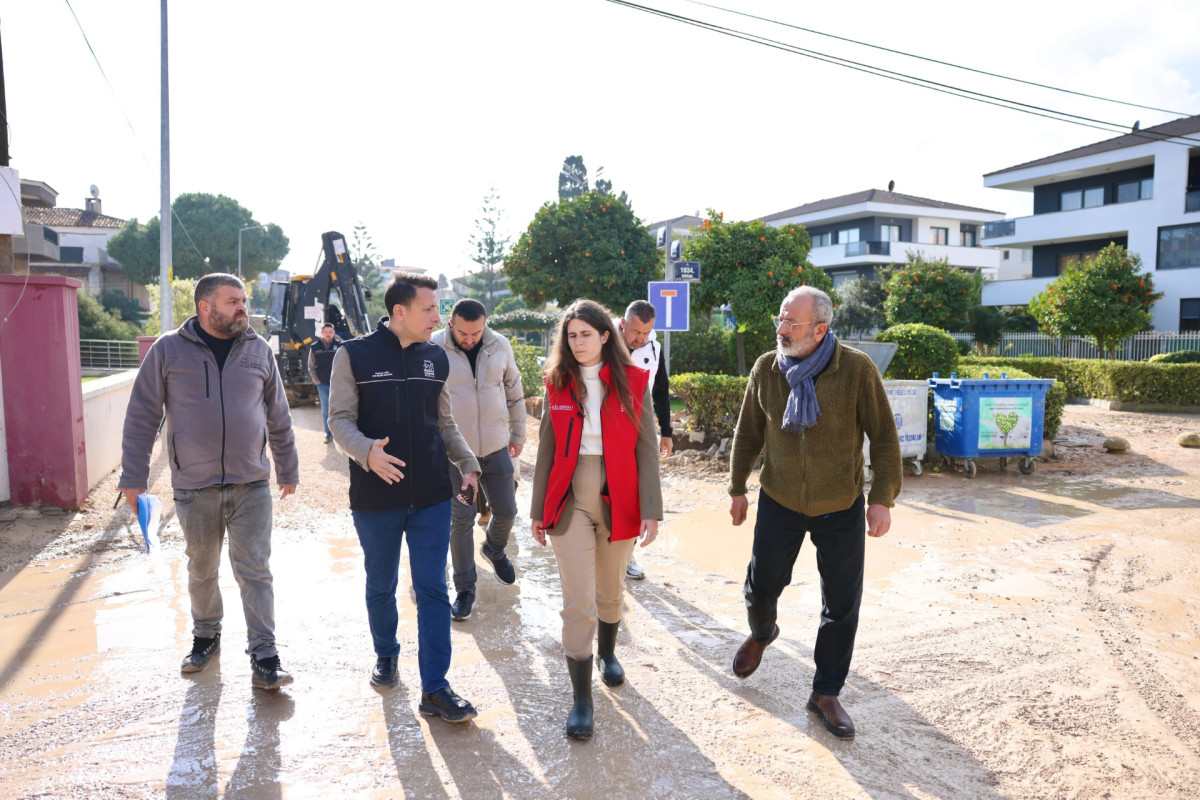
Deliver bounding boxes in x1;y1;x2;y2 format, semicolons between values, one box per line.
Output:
119;317;299;491
327;319;480;512
306;337;343;385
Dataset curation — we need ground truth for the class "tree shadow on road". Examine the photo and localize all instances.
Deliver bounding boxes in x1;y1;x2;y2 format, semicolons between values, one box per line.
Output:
629;581;1007;800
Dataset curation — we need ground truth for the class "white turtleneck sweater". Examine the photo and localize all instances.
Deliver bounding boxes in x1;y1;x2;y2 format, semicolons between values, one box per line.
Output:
579;362;606;455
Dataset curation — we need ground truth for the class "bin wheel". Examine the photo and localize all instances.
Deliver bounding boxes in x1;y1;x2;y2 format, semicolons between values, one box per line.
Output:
941;455;953;469
999;457;1009;472
1019;456;1036;475
964;460;977;479
911;460;923;477
865;467;874;483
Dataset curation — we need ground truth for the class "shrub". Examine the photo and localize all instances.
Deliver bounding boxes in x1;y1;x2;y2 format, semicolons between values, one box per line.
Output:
78;291;141;340
953;363;1066;439
511;343;544;398
670;327;739;376
963;356;1200;409
671;372;747;435
1148;350;1200;364
875;323;959;380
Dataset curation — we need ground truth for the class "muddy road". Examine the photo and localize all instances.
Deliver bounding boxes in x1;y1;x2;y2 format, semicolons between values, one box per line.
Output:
2;403;1199;799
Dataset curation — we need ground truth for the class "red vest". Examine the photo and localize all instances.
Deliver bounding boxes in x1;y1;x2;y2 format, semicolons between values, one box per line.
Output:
542;364;649;542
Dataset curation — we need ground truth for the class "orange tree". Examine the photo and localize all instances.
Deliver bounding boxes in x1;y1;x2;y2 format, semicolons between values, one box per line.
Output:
1028;243;1162;355
682;210;831;374
503;191;660;312
883;249;976;330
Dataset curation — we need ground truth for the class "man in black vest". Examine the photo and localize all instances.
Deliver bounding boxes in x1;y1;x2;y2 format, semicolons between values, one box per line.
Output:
307;322;342;443
327;273;482;723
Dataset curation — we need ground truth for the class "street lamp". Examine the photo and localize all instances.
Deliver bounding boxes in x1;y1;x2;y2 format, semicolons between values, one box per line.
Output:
237;223;270;279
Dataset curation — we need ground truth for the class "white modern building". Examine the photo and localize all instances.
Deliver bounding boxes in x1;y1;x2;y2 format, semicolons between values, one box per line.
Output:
980;114;1200;332
759;189;1015;287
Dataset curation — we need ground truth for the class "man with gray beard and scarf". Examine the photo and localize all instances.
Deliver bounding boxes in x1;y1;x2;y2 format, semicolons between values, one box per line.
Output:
726;285;901;739
120;273;299;690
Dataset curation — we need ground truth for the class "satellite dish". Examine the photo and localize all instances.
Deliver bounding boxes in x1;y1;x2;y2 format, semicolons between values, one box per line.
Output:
89;184;100;198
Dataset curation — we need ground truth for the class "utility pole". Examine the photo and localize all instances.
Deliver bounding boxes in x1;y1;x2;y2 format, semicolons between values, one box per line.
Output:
0;20;16;274
159;0;173;330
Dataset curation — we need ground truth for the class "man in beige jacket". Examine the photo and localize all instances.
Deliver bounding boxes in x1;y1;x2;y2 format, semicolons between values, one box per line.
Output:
431;299;526;620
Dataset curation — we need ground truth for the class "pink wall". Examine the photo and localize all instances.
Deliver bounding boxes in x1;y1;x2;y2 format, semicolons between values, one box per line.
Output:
0;275;87;508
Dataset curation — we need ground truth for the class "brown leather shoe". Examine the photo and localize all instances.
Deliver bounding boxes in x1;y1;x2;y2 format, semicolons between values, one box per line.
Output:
732;625;779;678
807;692;855;739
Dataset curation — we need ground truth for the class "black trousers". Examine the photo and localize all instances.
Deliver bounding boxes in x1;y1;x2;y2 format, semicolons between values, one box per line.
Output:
744;490;866;696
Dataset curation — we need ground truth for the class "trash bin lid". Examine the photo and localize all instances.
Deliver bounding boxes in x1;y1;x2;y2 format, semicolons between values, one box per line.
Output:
841;341;898;375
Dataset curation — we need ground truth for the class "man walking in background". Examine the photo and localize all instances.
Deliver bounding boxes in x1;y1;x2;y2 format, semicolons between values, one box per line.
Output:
431;299;526;621
616;300;674;580
119;273;299;690
307;322;342;443
727;286;901;740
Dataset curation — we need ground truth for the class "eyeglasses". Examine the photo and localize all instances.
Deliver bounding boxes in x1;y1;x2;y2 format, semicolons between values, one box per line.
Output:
771;316;819;332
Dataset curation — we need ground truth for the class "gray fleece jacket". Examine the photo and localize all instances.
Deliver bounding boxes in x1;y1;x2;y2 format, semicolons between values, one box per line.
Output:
119;317;300;491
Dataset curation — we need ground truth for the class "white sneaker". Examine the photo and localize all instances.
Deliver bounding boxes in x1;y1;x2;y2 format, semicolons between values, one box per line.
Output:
626;558;645;580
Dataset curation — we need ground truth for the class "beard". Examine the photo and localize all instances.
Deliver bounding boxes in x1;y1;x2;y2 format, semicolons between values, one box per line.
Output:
777;330;815;359
210;308;249;338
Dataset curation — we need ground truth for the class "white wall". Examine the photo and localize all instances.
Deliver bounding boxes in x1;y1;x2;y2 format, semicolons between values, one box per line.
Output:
82;370;136;490
0;167;21;235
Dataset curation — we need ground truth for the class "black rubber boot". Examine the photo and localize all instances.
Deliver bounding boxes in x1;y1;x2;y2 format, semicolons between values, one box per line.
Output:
596;620;625;687
565;656;594;740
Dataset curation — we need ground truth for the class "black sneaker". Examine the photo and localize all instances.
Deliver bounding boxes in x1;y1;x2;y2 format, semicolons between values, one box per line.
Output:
418;687;478;723
250;654;294;690
480;544;516;585
451;591;475;621
180;633;220;673
371;656;398;688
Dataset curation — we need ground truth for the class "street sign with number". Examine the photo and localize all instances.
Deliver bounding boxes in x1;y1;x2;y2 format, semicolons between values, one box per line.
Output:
648;281;690;332
675;261;701;281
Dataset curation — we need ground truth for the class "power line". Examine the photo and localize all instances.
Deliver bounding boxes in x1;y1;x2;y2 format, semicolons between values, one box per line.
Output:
605;0;1200;148
684;0;1193;118
63;0;204;262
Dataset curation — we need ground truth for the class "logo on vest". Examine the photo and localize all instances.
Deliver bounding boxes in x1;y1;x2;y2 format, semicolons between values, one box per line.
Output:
423;360;435;378
371;370;393;379
550;403;575;412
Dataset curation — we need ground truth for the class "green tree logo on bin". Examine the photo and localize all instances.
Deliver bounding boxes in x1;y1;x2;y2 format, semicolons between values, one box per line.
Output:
994;411;1019;445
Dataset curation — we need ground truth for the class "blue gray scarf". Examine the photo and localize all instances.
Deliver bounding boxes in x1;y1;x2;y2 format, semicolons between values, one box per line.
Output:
777;332;837;433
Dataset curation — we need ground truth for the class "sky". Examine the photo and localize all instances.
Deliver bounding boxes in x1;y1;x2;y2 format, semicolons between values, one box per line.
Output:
5;0;1199;281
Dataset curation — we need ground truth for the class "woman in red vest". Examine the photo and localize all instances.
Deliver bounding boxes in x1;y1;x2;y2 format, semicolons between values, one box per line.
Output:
530;299;663;740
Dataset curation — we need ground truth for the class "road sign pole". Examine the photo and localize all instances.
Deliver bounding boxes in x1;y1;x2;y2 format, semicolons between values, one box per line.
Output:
663;220;673;375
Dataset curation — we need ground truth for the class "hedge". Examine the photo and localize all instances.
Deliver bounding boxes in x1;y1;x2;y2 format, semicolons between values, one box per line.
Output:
875;323;959;380
511;343;545;398
1148;350;1200;364
953;363;1067;439
962;356;1200;408
670;327;740;376
671;372;747;435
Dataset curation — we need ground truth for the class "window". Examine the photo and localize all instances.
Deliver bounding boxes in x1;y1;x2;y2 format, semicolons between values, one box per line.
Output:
1141;178;1154;199
1003;250;1011;260
1061;190;1082;211
961;228;978;247
830;271;856;288
881;225;901;242
1117;181;1140;203
1158;223;1200;270
1083;187;1104;207
931;227;948;245
1057;250;1099;274
838;228;860;244
812;232;832;248
1181;299;1200;332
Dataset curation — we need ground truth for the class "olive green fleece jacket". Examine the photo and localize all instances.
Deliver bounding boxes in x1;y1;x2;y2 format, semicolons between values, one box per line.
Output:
728;342;902;516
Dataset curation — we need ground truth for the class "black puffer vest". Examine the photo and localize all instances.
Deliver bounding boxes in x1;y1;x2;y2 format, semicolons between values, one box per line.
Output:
310;338;341;384
341;321;453;511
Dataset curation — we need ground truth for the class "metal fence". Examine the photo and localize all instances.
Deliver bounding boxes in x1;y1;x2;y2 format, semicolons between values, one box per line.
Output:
950;331;1200;360
80;339;140;371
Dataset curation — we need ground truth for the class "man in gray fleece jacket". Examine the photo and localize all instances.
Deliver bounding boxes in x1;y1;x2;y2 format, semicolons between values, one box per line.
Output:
119;274;300;690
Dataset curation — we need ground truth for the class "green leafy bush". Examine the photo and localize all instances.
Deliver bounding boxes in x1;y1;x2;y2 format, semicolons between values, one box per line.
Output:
78;291;141;340
490;308;559;332
875;323;959;380
511;343;545;398
671;372;747;435
1148;350;1200;364
953;363;1066;439
963;356;1200;408
670;327;739;375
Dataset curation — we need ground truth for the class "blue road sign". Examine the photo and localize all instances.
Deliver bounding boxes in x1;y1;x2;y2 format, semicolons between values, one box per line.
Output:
675;261;701;281
648;281;690;332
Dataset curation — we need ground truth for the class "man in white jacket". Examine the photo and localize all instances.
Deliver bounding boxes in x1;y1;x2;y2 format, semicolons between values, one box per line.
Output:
615;300;675;580
432;299;526;620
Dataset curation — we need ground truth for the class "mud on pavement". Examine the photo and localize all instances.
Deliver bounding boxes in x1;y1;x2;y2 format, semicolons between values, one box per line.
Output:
2;403;1200;799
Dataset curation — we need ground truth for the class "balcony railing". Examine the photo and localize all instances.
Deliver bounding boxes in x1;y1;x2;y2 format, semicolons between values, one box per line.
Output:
983;219;1016;239
1186;190;1200;214
844;240;890;257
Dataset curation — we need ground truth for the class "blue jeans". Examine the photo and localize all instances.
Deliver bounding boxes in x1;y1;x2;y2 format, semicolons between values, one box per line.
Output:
316;383;331;437
352;500;452;693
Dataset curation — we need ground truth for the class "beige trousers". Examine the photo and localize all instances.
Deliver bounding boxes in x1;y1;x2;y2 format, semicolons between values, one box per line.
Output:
549;455;638;660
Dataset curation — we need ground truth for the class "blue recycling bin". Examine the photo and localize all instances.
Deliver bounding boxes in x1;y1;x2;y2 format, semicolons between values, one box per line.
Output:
929;374;1055;478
